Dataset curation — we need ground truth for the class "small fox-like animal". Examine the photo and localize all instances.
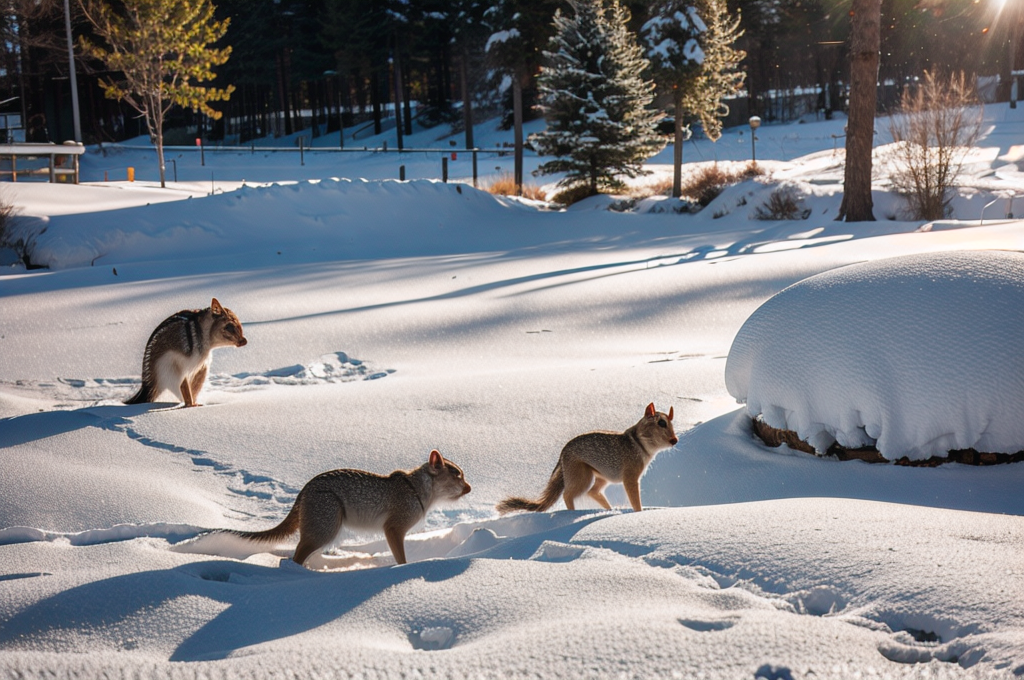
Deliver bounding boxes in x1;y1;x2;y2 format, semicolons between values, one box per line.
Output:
125;298;247;407
226;450;471;566
497;403;678;514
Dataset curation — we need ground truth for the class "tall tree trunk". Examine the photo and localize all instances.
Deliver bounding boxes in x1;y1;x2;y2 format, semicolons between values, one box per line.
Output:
513;73;523;196
403;65;412;136
1009;5;1022;108
277;51;293;136
371;71;382;136
673;89;684;199
461;48;474;150
150;103;166;188
392;45;404;151
838;0;880;222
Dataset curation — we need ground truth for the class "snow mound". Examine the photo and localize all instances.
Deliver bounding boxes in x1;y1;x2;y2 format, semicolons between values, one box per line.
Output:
19;179;534;270
724;250;1024;460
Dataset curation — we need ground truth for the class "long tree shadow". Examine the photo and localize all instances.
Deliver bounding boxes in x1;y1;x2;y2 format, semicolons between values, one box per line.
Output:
245;223;868;330
0;557;471;662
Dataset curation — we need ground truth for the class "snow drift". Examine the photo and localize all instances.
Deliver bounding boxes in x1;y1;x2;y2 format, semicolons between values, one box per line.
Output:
725;250;1024;460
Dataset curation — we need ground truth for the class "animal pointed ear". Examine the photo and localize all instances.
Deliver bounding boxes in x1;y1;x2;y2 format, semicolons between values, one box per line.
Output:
429;449;443;468
210;298;223;315
645;402;656;418
668;406;674;421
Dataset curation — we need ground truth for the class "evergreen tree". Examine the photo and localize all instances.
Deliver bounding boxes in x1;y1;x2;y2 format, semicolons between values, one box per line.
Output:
643;0;744;197
79;0;233;187
531;0;665;196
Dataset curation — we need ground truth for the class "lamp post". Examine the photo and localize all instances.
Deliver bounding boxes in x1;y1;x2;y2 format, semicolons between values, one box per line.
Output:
749;116;761;163
63;0;82;142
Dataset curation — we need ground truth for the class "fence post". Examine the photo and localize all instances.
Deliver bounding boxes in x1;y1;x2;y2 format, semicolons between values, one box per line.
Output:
442;156;448;183
472;149;478;188
400;165;406;181
300;137;305;166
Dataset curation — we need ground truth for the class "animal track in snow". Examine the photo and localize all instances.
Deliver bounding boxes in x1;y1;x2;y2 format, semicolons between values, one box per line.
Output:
209;351;394;391
409;626;457;651
678;618;737;632
0;351;392;408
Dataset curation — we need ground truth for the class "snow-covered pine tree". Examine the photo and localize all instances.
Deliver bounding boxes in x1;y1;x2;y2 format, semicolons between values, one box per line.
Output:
642;0;745;198
530;0;665;197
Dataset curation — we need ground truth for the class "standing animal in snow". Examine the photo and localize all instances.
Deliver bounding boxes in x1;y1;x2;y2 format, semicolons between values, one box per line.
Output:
124;298;247;407
225;450;471;566
497;403;678;514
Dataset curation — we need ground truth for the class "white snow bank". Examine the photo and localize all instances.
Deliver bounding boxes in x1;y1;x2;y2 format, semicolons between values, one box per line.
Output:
725;250;1024;459
14;179;537;270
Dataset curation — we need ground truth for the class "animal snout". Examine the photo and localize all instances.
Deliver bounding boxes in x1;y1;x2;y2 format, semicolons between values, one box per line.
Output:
670;437;678;446
462;482;472;495
236;337;248;347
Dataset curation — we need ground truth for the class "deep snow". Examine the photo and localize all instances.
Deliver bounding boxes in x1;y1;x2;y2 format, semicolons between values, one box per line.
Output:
1;105;1023;679
725;250;1024;460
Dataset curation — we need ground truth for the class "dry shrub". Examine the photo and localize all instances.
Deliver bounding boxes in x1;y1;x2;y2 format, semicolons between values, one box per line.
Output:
485;174;547;201
681;163;759;206
0;186;29;265
550;183;598;206
754;186;807;220
0;186;17;248
887;71;982;220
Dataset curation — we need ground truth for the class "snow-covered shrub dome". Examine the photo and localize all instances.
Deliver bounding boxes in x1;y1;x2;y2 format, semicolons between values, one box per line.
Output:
725;250;1024;461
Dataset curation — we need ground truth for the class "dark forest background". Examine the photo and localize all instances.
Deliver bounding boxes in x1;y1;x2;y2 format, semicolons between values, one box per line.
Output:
2;0;1020;146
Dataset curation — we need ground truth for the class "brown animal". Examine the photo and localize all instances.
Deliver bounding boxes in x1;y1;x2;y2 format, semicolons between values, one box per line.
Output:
125;298;247;407
497;403;677;514
226;450;471;566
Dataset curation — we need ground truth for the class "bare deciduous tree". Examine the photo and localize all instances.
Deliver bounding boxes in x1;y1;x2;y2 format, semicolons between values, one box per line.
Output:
886;71;983;221
78;0;233;188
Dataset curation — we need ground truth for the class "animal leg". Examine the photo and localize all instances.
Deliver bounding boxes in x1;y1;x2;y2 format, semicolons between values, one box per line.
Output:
189;365;208;406
562;461;595;511
292;491;343;566
179;377;196;407
623;472;643;512
587;476;612;510
384;523;411;565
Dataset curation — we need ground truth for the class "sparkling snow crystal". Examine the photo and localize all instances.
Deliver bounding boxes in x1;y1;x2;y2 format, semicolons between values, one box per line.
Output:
725;250;1024;460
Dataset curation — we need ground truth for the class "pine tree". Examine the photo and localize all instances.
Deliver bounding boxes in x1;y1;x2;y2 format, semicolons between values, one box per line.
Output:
79;0;233;188
643;0;744;198
531;0;665;196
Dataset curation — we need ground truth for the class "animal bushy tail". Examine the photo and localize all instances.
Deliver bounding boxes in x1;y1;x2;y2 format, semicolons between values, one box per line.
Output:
225;496;302;544
496;461;564;514
124;381;155;405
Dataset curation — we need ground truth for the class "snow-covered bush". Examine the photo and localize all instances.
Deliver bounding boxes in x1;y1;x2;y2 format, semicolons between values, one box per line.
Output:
725;250;1024;461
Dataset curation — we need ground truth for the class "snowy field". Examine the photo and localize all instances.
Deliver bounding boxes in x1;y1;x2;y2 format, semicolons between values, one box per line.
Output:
1;105;1023;679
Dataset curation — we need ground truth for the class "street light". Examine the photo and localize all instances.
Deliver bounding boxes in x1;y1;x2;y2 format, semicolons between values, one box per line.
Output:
749;116;761;163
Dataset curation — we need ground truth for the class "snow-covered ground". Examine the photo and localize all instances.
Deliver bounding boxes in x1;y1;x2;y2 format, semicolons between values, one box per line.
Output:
1;105;1023;679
